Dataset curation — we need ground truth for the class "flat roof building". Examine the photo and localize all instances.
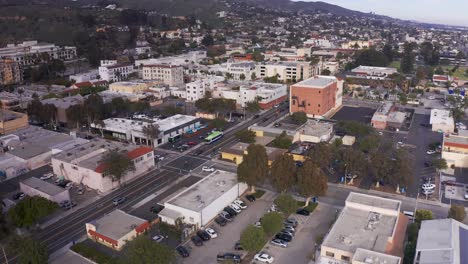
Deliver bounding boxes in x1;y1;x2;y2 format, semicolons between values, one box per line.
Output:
20;177;70;204
220;142;287;165
0;110;28;135
349;66;398;80
430;109;455;134
442;133;468;168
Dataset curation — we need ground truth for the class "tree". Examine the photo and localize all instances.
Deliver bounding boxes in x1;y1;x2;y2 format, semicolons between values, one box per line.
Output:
239;73;246;81
245;100;261;114
435;66;445;75
382;44;394;62
354;49;389;67
235;129;256;144
240;225;266;252
420;42;440;66
201;35;214;47
432;158;448;170
340;148;368;179
8;196;59;228
251;72;257;80
307;143;333;169
260;212;283;236
271;131;292;149
123;236;175;264
337;121;372;138
0;201;9;237
210;118;227;129
290;112;307;125
11;236;49;264
401;42;415;74
94;120;106;137
321;69;331;76
274;194;297;216
448;204;466;222
297;160;328;206
101;151;136;185
270;154;296;192
415;209;433;227
142;124;160;146
237;144;269;193
252;51;264;62
359;134;381;154
84;94;104;126
66;104;85;128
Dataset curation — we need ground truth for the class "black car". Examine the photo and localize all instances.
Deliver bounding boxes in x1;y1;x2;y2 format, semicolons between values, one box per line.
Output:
234;242;243;250
262;117;269;122
12;192;25;200
217;253;241;263
215;216;227;226
295;161;304;167
197;230;211;241
275;233;292;242
254;114;260;119
191;235;203;246
245;195;256;202
176;246;190;258
224;206;238;216
296;208;310;216
424;161;432;167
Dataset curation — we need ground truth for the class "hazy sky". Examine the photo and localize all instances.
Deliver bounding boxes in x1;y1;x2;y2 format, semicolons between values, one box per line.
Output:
296;0;468;26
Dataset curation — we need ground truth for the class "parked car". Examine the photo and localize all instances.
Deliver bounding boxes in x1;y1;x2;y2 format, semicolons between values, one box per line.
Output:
245;195;256;202
280;229;294;237
220;211;233;221
191;235;203;246
284;218;298;227
197;230;211;241
12;192;25;200
205;228;218;238
254;221;262;228
234;241;243;250
215;216;227;226
422;189;435;195
426;150;436;155
233;199;247;209
224;206;238;216
202;166;215;172
77;187;85;195
254;252;274;263
155;155;165;161
176;246;190;257
269;204;280;213
421;183;436;190
229;203;242;213
275;233;292;242
40;172;54;180
270;238;288;248
112;197;126;206
217;253;241;263
65;182;73;190
283;225;295;233
152;235;164;243
296;208;310;216
187;141;197;146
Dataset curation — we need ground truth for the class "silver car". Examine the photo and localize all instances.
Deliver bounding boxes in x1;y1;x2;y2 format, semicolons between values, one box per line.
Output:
270;238;288;248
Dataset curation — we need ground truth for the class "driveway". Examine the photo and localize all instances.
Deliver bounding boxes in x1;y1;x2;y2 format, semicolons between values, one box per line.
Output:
183;191;277;264
251;204;337;264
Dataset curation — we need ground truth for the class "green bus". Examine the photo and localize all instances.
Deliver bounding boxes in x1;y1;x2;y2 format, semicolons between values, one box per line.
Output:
205;131;224;144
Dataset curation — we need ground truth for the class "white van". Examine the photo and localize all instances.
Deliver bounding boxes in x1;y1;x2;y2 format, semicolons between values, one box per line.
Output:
403;211;414;220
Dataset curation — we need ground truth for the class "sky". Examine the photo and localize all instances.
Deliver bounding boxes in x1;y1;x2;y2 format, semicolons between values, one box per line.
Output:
296;0;468;27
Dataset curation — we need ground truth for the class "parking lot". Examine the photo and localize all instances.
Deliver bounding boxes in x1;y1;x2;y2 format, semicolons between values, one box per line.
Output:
182;191;278;264
331;106;376;124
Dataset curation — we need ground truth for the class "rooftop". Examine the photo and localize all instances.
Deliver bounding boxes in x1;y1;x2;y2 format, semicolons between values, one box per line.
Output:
351;66;398;75
88;210;147;241
346;193;401;212
298;120;333;137
6;126;81;150
156;115;199;132
9;144;50;159
430;109;454;125
220;142;287;160
293;76;336;88
167;170;239;212
352;248;401;264
21;177;67;196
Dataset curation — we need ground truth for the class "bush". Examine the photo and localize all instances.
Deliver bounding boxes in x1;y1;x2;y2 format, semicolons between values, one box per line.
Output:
448;204;466;222
253;190;265;199
261;212;283;236
8;196;59;228
240;225;266;252
71;241;118;264
290;112;307;125
297;201;318;213
159;222;182;242
235;130;256;144
274;194;297;216
415;209;433;227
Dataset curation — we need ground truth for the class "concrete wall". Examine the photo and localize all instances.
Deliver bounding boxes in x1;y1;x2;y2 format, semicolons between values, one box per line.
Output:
320;245;353;263
432;123;454;134
164;202;201;227
442;151;468;168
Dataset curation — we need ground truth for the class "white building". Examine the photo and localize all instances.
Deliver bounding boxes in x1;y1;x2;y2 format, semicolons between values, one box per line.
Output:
220;82;288;109
0;41;77;66
185;80;206;102
159;170;248;227
256;61;319;82
442;131;468;168
430;109;455;134
303;38;335;49
135;50;207;67
51;139;155;193
69;70;100;83
98;61;135;82
350;66;398;80
227;62;256;81
20;177;70;204
142;64;184;86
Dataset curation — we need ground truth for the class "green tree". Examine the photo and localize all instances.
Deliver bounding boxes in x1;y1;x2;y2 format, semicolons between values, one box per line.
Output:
415;209;433;227
420;42;440;66
448;204;466;222
271;131;292;149
382;44;394;62
321;69;331;76
252;51;264;62
142;124;160;147
290;111;307;125
237;144;269;193
101;151;136;185
123;235;175;264
270;154;296;192
403;240;417;264
201;35;214;46
435;66;445;75
245;100;261;114
8;196;59;228
251;72;257;80
210;118;227;130
235;129;256;144
11;236;49;264
431;158;448;170
297;160;328;206
84;94;104;126
0;201;9;237
359;134;381;154
354;49;389;67
307;143;333;169
407;223;419;242
260;212;283;236
239;73;246;81
337;121;372;138
401;42;415;74
240;225;266;252
274;194;297;216
66;104;85;128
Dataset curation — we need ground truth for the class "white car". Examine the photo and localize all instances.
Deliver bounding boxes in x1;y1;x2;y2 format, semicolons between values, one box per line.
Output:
202;166;215;172
422;189;435;195
269;204;280;213
270;239;288;248
205;228;218;238
421;183;436;190
65;182;73;190
152;235;164;243
233;199;247;209
155;155;165;161
428;96;435;100
426;150;436;155
254;252;274;263
40;172;54;180
397;141;404;145
229;204;242;213
254;221;262;228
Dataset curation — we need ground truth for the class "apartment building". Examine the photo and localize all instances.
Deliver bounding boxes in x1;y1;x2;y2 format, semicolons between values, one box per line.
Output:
142;64;184;86
185;80;206;102
219;82;287;109
256;61;319;82
341;40;373;49
442;131;468;168
0;59;22;85
371;102;406;130
349;66;398;80
290;76;343;118
98;61;135;82
227;62;256;81
0;41;76;66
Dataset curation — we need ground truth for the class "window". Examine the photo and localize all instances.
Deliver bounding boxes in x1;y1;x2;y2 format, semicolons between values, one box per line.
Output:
326;252;334;258
134;157;144;163
318;104;321;107
341;256;350;261
146;153;153;158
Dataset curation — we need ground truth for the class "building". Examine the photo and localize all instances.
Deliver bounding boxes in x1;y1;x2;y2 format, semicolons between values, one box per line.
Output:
220;142;287;165
430;109;455;134
290;76;342;118
135;50;207;67
341;40;373;50
0;58;22;85
0;110;29;135
0;41;76;66
432;75;453;86
238;82;287;109
185;80;206;102
159;170;248;227
51;139;154;193
371;102;406;130
320;192;406;264
98;61;135;82
91;115;200;147
442;131;468;168
414;219;467;264
349;66;398;80
297;120;333;143
109;80;159;94
256;61;319;82
69;70;100;83
227;62;256;81
86;209;150;250
20;177;70;203
41;95;84;125
142;64;184;86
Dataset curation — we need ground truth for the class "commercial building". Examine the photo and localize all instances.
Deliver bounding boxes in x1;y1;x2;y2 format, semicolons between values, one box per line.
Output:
0;110;29;135
142;64;184;86
159;170;248;227
414;218;468;264
0;58;22;85
86;209;150;250
41;95;84;125
256;61;319;82
371;102;406;130
290;76;342;118
320;192;406;264
220;142;287;165
98;61;135;82
227;62;256;81
91;115;200;147
430;109;455;134
297;120;333;143
0;41;77;66
109;80;159;94
341;40;373;50
20;177;70;204
237;82;287;109
442;131;468;168
349;66;398;80
51;139;154;193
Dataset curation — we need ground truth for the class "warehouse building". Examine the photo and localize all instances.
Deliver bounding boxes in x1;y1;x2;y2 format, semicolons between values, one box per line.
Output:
159;170;248;227
20;177;70;204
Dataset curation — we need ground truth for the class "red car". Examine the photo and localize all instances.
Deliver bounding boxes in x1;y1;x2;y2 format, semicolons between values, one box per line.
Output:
187;141;197;146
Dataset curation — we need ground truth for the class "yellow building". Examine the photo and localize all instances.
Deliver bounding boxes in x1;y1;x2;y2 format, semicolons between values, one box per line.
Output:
0;110;29;135
109;80;160;94
220;142;287;165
